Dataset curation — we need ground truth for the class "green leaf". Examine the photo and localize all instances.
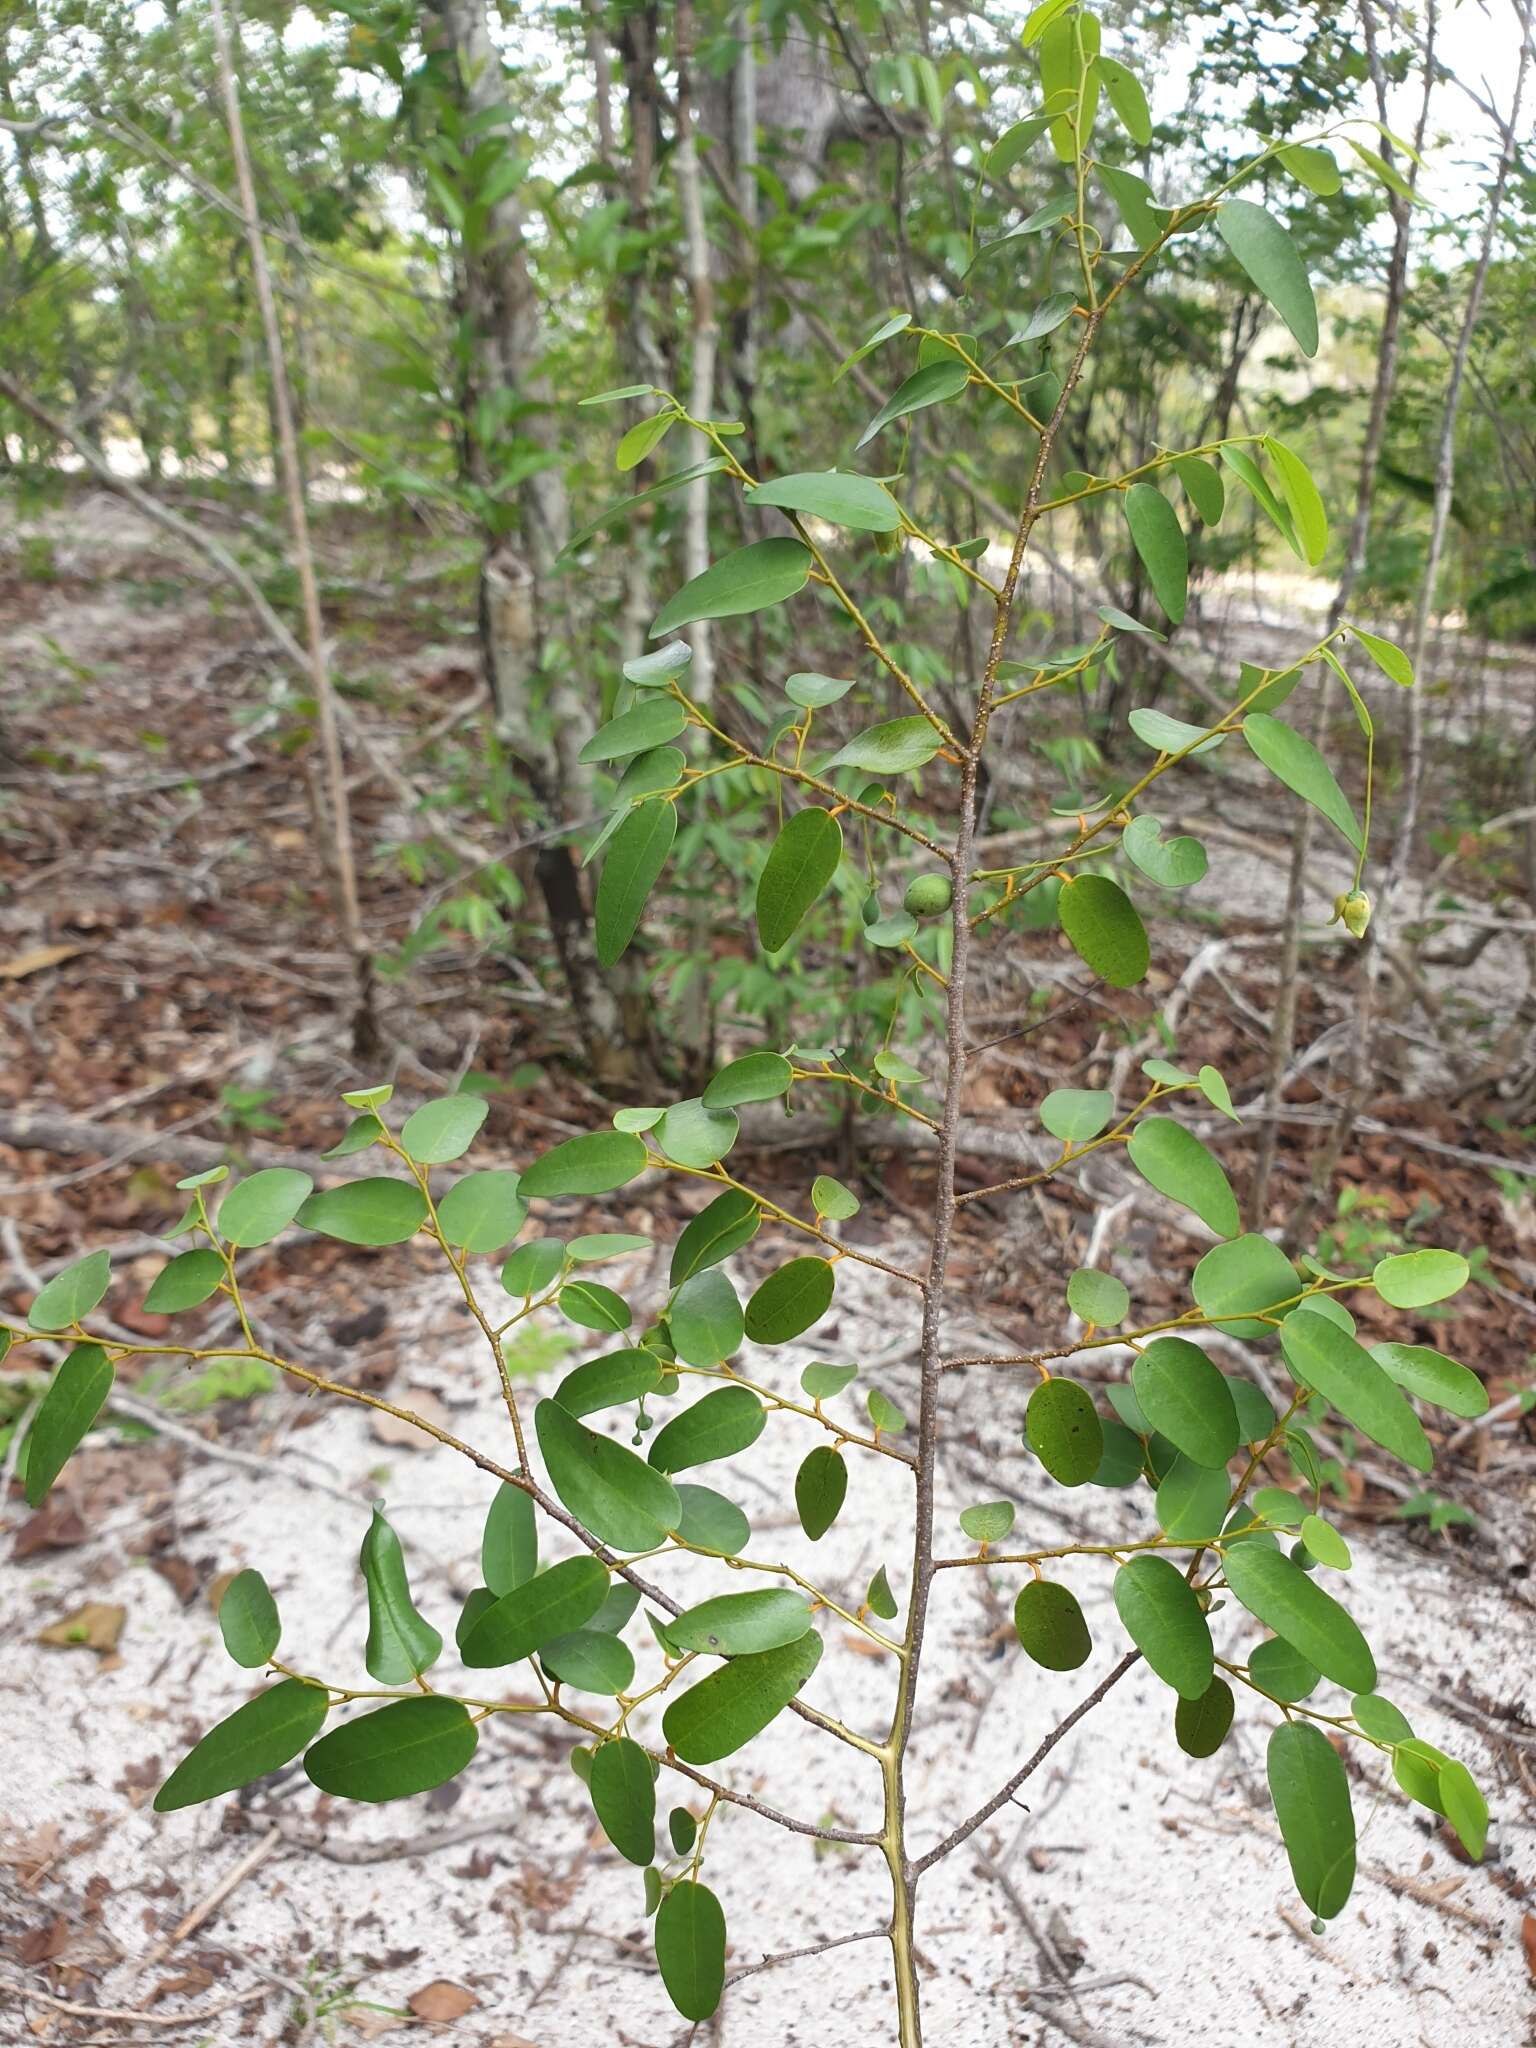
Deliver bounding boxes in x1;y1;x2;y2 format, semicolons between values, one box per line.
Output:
745;470;900;532
1127;1118;1240;1236
359;1508;442;1684
28;1250;110;1332
1438;1760;1488;1860
616;409;677;471
655;1880;726;2022
867;1387;906;1433
1174;455;1225;525
702;1052;793;1109
399;1096;487;1165
322;1112;383;1160
1370;1343;1486;1419
669;1590;814;1656
1349;625;1414;688
1352;1692;1414;1743
662;1631;824;1765
1026;1378;1103;1487
1014;1580;1091;1670
1279;1311;1432;1474
1198;1064;1239;1121
218;1169;314;1247
459;1554;610;1667
217;1568;281;1668
822;716;944;777
556;1348;662;1417
785;670;855;708
1123;484;1188;624
1248;1635;1320;1701
143;1249;225;1315
656;1097;738;1169
811;1174;860;1221
1243;711;1362;850
651;539;812;637
1216;198;1318;356
297;1179;427;1246
744;1258;835;1344
1067;1267;1129;1325
1350;137;1419;204
595;799;678;968
1093;1417;1146;1487
1175;1678;1234;1757
590;1738;656;1865
1299;1513;1351;1570
1057;874;1150;988
670;1269;744;1367
1223;1541;1376;1692
625;640;695;686
795;1445;847;1540
481;1482;537;1596
1268;1721;1355;1918
520;1131;647;1199
757;809;843;952
832;309;911;381
867;1565;898;1618
675;1482;751;1556
535;1399;680;1551
1192;1234;1300;1337
23;1344;114;1507
436;1170;526;1254
340;1085;392;1112
1113;1555;1214;1698
569;1233;652;1263
797;1362;856;1407
580;700;688;764
1127;706;1224;757
1040;1088;1114;1142
1096;54;1151;144
1098;161;1160;247
559;1279;632;1333
1221;445;1301;555
1156;1456;1232;1540
1278;142;1342;196
960;1499;1016;1543
649;1386;765;1472
501;1238;566;1297
1122;815;1207;889
856;359;969;448
1373;1249;1469;1308
155;1679;329;1812
670;1189;761;1286
1132;1338;1240;1468
304;1696;478;1804
541;1628;635;1693
1265;437;1328;566
560;461;727;559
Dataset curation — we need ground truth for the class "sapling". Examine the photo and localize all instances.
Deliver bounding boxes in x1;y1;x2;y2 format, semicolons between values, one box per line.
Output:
7;14;1492;2042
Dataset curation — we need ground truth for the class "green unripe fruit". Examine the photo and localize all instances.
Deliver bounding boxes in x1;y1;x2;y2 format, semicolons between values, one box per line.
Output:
903;873;953;919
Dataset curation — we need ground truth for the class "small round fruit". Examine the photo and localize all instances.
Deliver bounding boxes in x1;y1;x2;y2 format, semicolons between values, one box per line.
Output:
903;873;953;918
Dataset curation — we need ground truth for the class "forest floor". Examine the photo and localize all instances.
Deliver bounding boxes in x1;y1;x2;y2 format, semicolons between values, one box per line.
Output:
2;484;1535;2046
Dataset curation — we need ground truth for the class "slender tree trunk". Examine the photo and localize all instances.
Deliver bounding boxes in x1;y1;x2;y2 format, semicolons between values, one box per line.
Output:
427;0;641;1083
210;0;378;1058
1282;0;1528;1248
1245;0;1435;1227
674;1;718;706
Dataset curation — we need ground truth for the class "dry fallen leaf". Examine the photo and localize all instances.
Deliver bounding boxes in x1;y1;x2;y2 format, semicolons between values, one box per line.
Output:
37;1601;126;1654
0;942;85;980
370;1387;454;1448
407;1980;479;2023
1522;1911;1536;1982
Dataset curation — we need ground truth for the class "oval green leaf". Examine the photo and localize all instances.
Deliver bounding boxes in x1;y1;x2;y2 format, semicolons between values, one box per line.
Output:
520;1131;647;1199
756;808;843;953
304;1695;477;1804
648;1386;766;1473
297;1179;427;1246
1123;483;1188;624
217;1568;281;1669
1026;1378;1104;1487
1279;1310;1432;1474
1268;1720;1355;1918
590;1737;656;1865
1127;1118;1240;1237
596;799;677;967
655;1880;726;2022
795;1445;847;1541
1223;1539;1376;1692
535;1398;680;1551
1057;875;1150;988
1113;1555;1214;1699
1013;1579;1091;1670
1132;1337;1240;1469
651;538;812;637
668;1590;814;1657
662;1630;824;1765
24;1343;114;1507
155;1679;329;1812
459;1554;610;1668
744;1257;835;1344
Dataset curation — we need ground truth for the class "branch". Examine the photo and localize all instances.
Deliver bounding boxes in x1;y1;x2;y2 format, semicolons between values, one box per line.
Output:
913;1651;1140;1874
